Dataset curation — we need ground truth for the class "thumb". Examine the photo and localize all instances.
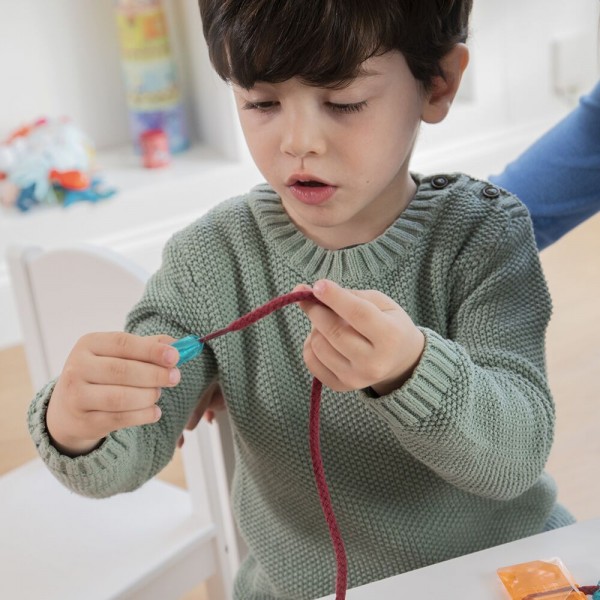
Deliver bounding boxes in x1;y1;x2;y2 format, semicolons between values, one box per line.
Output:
347;288;401;312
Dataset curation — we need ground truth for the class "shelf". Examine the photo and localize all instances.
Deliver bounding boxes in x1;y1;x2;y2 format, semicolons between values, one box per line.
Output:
0;144;260;261
97;143;240;194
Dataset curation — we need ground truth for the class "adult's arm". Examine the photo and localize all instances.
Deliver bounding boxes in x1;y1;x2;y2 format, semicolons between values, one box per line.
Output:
491;81;600;250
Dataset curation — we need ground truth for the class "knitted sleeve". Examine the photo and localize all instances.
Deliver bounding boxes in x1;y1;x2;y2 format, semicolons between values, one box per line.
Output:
27;226;220;498
361;201;554;502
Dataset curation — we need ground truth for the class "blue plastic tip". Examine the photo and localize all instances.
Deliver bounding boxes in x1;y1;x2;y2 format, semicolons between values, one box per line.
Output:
172;335;204;367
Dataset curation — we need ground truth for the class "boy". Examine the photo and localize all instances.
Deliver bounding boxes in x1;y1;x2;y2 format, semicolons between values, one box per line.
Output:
29;1;574;598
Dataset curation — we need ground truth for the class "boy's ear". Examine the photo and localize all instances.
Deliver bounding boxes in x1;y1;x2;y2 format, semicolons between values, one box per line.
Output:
421;43;469;124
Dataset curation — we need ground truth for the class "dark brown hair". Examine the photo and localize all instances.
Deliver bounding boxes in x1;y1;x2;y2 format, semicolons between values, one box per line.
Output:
198;0;473;90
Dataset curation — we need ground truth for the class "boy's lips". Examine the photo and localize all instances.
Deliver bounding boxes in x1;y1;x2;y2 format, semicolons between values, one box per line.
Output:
286;173;337;205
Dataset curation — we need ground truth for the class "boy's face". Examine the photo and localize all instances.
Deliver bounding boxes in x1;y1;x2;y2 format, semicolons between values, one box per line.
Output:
233;51;429;250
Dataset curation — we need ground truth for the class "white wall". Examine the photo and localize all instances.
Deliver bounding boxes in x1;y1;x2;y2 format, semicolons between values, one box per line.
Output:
413;0;600;174
1;1;130;150
0;0;598;349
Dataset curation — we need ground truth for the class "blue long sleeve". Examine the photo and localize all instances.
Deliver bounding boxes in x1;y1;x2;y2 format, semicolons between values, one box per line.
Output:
491;81;600;250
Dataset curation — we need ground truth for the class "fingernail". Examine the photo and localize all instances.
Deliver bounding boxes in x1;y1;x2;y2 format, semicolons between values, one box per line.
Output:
169;368;181;384
164;347;178;365
154;406;162;422
313;280;326;295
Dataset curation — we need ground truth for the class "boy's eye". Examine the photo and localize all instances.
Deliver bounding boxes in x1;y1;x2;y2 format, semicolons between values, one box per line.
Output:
242;101;278;112
242;100;368;114
327;101;367;114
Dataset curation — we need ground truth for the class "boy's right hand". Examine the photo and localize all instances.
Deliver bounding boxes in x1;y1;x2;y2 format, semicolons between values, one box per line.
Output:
46;332;181;457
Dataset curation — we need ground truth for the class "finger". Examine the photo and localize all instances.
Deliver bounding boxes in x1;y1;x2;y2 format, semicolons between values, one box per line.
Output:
186;406;204;431
211;390;226;411
292;284;312;293
185;380;223;430
87;404;162;435
292;283;314;313
80;332;180;368
186;398;207;430
302;302;371;358
294;283;368;354
311;279;388;340
306;329;352;376
303;336;349;392
80;384;162;413
200;385;226;419
83;355;180;388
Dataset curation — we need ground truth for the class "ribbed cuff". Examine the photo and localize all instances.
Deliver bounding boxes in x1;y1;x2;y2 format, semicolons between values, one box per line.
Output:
359;327;461;429
28;380;136;497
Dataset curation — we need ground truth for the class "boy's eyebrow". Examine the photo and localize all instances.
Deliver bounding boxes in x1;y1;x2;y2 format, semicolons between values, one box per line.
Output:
355;67;381;78
324;67;382;89
232;68;381;92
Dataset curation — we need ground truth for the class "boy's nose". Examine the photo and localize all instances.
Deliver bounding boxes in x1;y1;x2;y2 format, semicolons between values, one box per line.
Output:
280;112;326;158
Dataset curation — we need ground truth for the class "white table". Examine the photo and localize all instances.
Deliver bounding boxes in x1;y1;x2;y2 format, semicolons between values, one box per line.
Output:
318;519;600;599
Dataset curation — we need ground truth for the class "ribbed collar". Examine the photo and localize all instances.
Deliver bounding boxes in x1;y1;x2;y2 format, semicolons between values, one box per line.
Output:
248;173;455;283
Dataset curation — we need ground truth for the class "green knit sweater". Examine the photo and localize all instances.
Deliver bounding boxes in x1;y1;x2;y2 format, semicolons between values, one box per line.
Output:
29;173;574;600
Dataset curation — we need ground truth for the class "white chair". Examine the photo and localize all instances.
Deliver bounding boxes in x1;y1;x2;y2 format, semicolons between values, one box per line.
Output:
1;243;244;600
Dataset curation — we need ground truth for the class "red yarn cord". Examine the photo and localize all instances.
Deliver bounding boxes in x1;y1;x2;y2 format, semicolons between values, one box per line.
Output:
523;585;599;599
579;587;600;595
199;290;325;343
199;290;347;599
309;377;348;599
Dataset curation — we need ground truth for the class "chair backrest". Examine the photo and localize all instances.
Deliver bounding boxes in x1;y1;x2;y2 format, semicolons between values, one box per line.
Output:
7;243;245;583
7;244;149;389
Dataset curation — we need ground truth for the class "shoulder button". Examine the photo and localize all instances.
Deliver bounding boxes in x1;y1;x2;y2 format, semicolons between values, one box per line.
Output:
482;185;500;199
431;175;449;189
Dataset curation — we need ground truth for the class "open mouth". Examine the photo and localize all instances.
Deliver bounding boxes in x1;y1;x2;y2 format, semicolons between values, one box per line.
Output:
288;178;336;204
295;180;327;187
286;174;336;204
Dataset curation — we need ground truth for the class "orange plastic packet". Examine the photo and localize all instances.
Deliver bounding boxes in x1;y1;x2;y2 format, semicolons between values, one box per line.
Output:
497;558;586;600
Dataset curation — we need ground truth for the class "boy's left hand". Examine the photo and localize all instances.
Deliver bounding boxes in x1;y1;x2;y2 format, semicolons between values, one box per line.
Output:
294;280;425;396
